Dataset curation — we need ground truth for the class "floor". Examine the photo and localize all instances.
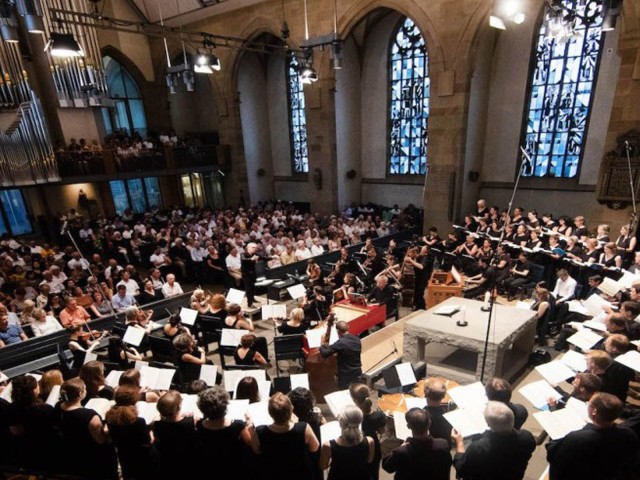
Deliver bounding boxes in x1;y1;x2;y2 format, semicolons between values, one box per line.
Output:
188;283;552;480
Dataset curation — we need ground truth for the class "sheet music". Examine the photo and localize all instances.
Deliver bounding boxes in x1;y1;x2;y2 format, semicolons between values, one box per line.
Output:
122;326;145;347
180;394;202;418
226;288;246;305
180;307;198;326
320;420;342;442
447;382;488;410
226;399;250;421
434;305;461;316
618;270;640;289
140;366;175;390
305;326;338;348
404;397;427;410
393;411;413;440
443;408;488;437
324;389;355;418
599;277;621;297
518;380;563;409
83;352;98;365
246;401;271;426
262;304;287;319
290;373;310;390
136;401;160;424
0;382;12;402
287;284;307;300
395;362;417;386
85;398;115;419
533;408;586;440
134;360;149;371
567;328;603;351
220;328;250;347
105;370;124;388
223;369;267;393
582;294;612;317
199;364;218;386
535;361;576;386
567;300;589;316
582;320;607;332
565;397;590;423
560;350;587;372
614;350;640;373
46;385;61;406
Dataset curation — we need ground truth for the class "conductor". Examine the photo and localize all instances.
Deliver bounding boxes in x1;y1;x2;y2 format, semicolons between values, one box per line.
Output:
241;242;260;308
319;320;363;390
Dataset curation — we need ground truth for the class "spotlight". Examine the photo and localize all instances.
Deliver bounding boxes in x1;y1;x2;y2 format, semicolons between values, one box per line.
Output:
194;53;221;74
331;39;343;70
300;63;318;84
16;0;43;34
183;69;195;91
46;32;84;57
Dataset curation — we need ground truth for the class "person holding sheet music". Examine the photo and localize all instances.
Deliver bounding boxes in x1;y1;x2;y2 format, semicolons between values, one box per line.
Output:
234;334;268;367
320;320;363;390
288;387;326;480
249;391;320;480
601;334;636;404
546;392;639;480
38;369;63;403
195;386;254;472
451;401;535;480
225;303;255;332
599;242;623;269
547;372;602;412
108;336;144;370
382;407;452;480
319;404;375;480
278;307;307;335
585;351;630;403
485;377;528;430
7;374;63;472
349;383;387;480
152;391;199;480
55;377;119;479
80;361;115;406
615;224;637;269
105;385;156;480
118;368;160;403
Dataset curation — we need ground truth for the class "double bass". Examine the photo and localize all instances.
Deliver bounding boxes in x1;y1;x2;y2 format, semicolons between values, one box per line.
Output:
304;312;337;400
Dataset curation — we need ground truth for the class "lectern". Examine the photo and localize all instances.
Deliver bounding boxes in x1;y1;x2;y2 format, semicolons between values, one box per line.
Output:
425;270;463;309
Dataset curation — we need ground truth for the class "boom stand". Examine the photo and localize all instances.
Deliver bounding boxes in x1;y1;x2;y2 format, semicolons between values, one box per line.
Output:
479;148;530;383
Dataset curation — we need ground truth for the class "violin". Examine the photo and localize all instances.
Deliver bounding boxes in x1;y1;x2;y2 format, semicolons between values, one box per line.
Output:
78;329;108;342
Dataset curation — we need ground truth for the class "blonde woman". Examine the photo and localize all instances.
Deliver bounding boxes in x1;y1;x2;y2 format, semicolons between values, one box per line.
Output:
190;289;212;315
277;307;306;335
30;308;64;337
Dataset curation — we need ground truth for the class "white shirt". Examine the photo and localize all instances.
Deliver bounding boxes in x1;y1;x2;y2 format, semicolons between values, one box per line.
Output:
310;244;325;256
67;258;90;270
553;276;577;303
117;278;140;296
150;253;169;267
31;316;64;337
226;254;241;271
162;282;183;298
294;247;312;261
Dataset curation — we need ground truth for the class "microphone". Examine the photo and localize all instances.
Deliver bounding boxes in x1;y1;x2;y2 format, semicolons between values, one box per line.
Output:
60;220;68;235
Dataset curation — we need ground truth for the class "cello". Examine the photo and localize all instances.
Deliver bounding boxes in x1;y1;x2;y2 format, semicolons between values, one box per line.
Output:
304;312;337;400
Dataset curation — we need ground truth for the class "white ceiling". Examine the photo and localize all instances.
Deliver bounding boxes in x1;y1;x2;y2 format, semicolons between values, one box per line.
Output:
130;0;272;25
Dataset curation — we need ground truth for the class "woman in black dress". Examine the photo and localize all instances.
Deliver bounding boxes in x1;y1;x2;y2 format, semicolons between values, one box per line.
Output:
152;390;199;480
56;377;118;479
105;385;156;479
235;376;261;403
349;383;387;480
139;280;160;305
250;392;320;480
277;307;307;335
8;375;62;472
288;387;326;480
173;332;209;385
79;360;115;405
234;334;268;367
319;405;375;480
195;386;253;470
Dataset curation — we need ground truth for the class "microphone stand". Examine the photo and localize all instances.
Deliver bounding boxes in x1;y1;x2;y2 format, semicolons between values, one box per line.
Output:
479;148;529;383
364;341;400;375
624;140;638;234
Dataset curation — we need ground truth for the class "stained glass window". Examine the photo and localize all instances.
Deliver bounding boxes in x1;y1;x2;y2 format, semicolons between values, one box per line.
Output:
286;55;309;173
110;177;161;215
0;189;32;236
103;56;148;138
389;17;429;175
523;1;604;178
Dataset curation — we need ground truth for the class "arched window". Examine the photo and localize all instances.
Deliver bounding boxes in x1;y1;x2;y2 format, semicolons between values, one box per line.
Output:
287;55;309;173
103;56;148;138
389;17;429;175
522;1;605;178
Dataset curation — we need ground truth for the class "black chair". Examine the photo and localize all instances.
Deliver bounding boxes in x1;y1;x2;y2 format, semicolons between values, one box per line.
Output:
56;343;76;379
273;334;305;376
148;335;177;365
196;315;224;352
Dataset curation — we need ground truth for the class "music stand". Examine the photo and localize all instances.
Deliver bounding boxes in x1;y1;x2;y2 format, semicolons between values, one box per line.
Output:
379;364;415;395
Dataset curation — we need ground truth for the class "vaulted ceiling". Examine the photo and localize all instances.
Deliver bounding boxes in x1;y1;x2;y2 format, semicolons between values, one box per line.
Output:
128;0;271;25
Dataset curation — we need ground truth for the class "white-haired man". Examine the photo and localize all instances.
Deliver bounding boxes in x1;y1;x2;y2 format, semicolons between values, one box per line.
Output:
241;242;260;308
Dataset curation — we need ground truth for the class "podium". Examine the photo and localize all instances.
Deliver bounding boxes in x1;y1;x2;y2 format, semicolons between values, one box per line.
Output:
425;270;462;309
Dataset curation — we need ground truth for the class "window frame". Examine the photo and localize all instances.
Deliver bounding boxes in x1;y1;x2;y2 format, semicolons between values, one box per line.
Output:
103;56;148;138
387;16;430;177
0;189;33;237
285;53;310;175
517;0;606;185
109;177;162;215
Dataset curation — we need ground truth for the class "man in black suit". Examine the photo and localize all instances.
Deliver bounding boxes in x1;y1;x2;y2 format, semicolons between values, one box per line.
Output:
452;401;536;480
423;378;454;447
241;242;259;308
382;408;452;480
319;320;362;390
547;392;639;480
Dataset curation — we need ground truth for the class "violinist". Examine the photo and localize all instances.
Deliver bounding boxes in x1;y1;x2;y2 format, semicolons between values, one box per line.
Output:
363;247;384;281
334;273;358;302
277;307;307;335
325;248;349;288
375;254;402;289
319;318;362;390
306;258;322;286
67;324;106;370
405;245;431;311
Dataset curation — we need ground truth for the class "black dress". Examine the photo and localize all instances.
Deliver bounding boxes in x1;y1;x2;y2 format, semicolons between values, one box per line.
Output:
152;417;199;479
57;407;118;479
107;418;156;479
256;422;315;480
195;419;252;470
327;438;370;480
234;347;260;366
362;411;387;480
8;402;62;471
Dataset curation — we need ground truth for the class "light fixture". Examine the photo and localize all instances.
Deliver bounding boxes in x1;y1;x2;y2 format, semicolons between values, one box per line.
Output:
489;0;525;30
166;73;177;94
0;0;19;43
45;32;84;58
602;0;622;31
331;38;343;70
15;0;43;34
300;62;318;84
182;69;195;91
194;53;221;74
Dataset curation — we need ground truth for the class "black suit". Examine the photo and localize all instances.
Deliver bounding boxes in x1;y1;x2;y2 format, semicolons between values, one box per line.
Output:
453;429;536;480
368;284;395;316
319;333;362;389
240;252;257;305
382;436;452;480
425;405;453;447
547;423;639;480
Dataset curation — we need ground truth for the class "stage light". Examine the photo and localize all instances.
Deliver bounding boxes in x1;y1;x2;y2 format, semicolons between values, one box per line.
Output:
46;32;84;58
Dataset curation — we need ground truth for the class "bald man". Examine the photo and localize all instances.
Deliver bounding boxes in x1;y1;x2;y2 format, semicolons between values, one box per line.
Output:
319;319;362;390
